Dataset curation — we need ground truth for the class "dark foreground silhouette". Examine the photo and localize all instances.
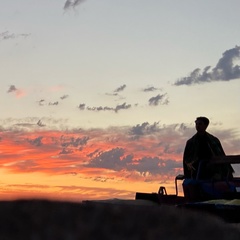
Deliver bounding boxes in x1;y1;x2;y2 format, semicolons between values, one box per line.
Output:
0;199;239;240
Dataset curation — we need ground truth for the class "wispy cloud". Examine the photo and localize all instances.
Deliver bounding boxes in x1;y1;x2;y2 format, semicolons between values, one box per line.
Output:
87;147;181;176
63;0;86;10
143;86;160;92
37;120;46;127
78;103;86;110
60;135;89;148
38;99;45;106
0;117;67;131
36;92;68;107
129;122;160;139
114;84;126;93
105;84;127;97
174;46;240;86
78;102;131;113
7;85;17;93
60;94;69;100
7;85;26;98
49;101;59;106
5;83;169;113
0;31;30;41
27;136;44;147
37;95;68;107
115;102;131;112
77;85;169;112
148;94;169;106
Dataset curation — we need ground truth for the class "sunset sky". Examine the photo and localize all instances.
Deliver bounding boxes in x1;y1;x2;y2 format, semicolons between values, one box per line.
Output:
0;0;240;202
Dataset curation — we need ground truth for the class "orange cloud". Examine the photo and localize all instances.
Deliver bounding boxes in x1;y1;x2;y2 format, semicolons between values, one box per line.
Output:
0;123;239;201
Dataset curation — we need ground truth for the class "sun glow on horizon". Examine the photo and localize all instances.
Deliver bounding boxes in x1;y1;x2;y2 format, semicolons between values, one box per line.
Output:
0;125;188;201
0;119;239;201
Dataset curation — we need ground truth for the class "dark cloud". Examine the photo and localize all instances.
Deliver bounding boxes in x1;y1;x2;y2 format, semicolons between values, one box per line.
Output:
59;148;73;155
27;136;43;147
105;84;126;97
87;147;181;176
58;135;90;155
129;122;160;138
86;106;114;112
48;101;59;106
129;157;181;176
87;148;130;171
114;84;126;93
60;94;69;100
63;0;72;10
61;136;89;148
38;97;67;106
7;85;17;93
143;86;159;92
38;99;45;106
115;102;131;112
85;122;189;176
78;103;86;110
37;99;59;106
148;94;169;106
63;0;86;10
87;149;101;158
78;102;131;113
6;85;25;98
14;120;46;128
105;92;118;96
37;120;46;127
174;46;240;86
0;31;30;41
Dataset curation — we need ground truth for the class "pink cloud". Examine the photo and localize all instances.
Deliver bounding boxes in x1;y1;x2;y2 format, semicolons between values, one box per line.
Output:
0;122;239;200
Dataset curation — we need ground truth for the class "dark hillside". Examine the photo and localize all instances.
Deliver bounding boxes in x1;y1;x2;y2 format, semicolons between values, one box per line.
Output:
0;199;239;240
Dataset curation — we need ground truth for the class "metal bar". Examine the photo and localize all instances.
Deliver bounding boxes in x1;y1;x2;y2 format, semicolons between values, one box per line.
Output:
210;155;240;165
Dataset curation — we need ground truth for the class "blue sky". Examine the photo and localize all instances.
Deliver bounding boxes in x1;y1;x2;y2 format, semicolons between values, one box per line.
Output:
0;0;239;201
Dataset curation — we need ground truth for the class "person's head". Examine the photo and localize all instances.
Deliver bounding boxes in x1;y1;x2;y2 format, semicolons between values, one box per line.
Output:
195;116;209;134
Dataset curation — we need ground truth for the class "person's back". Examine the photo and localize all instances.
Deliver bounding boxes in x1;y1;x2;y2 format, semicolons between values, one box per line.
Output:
183;117;233;180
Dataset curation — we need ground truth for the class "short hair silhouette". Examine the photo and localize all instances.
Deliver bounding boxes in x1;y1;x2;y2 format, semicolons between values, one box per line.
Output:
195;116;209;127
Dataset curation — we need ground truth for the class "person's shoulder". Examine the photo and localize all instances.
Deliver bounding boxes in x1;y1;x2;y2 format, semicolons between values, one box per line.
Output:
186;134;197;143
206;132;220;141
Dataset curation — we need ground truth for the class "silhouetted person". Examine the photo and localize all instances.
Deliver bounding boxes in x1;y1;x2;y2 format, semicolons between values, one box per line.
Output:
183;117;233;179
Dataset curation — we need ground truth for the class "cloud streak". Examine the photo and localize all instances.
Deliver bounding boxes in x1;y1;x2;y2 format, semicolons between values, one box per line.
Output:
63;0;86;10
114;84;126;93
0;31;30;41
148;94;169;106
143;86;159;92
7;85;17;93
174;46;240;86
7;85;26;98
78;102;131;113
5;83;169;114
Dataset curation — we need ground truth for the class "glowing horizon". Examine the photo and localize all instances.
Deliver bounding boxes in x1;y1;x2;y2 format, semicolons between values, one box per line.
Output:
0;121;239;201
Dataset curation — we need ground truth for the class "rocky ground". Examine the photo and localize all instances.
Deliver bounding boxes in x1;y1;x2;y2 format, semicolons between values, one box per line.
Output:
0;199;239;240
